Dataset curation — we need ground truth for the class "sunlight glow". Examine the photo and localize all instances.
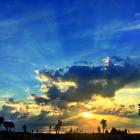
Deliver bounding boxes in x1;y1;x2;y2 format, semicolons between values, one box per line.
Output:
82;112;91;118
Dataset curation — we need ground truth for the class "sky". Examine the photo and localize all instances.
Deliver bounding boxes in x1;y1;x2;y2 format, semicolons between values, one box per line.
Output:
0;0;140;132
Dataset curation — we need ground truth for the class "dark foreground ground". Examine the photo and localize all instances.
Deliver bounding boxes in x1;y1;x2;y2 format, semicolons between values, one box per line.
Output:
0;132;140;140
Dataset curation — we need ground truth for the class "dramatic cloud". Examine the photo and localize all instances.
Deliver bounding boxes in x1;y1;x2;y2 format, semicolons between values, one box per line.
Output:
35;57;140;102
0;57;140;132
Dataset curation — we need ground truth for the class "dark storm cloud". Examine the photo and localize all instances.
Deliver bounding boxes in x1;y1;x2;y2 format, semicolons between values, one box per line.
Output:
0;104;59;131
30;93;67;109
22;111;52;130
37;57;140;102
30;94;50;105
0;105;29;120
1;105;15;113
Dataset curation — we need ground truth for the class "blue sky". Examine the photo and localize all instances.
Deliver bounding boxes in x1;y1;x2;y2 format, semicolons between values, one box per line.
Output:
1;0;140;99
0;0;140;131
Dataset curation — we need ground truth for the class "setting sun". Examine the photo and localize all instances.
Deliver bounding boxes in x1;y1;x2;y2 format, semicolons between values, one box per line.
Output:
82;112;91;118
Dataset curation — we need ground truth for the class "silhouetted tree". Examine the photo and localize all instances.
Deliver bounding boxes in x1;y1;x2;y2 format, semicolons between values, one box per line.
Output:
55;120;62;134
100;119;107;133
76;128;79;133
105;129;109;134
31;130;34;133
49;125;52;134
122;129;127;134
68;127;72;133
23;124;27;133
97;126;101;133
55;125;59;134
110;127;118;134
4;121;15;132
125;129;127;134
138;104;140;115
118;129;122;134
110;127;128;135
0;117;4;131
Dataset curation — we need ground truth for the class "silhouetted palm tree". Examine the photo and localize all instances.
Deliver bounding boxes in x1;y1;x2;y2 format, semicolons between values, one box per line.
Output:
100;119;107;133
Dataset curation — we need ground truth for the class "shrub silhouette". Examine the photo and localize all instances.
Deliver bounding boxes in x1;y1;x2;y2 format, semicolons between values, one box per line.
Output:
110;127;128;135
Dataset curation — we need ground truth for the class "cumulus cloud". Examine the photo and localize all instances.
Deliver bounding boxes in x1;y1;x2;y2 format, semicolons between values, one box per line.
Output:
40;84;49;92
35;56;140;102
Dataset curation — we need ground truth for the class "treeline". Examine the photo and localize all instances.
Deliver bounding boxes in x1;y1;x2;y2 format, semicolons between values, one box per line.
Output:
0;117;15;131
0;117;129;135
